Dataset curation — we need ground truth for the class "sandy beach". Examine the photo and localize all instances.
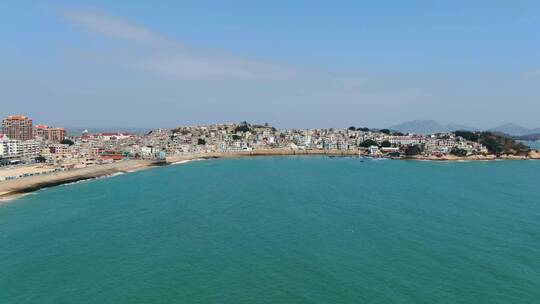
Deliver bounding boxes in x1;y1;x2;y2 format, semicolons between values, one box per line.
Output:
0;149;361;200
0;160;157;200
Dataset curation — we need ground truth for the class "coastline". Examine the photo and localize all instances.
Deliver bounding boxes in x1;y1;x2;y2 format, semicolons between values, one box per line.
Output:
0;160;160;201
1;149;539;201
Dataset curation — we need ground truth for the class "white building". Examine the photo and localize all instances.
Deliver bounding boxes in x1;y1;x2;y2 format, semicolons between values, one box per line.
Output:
369;145;380;155
0;137;39;159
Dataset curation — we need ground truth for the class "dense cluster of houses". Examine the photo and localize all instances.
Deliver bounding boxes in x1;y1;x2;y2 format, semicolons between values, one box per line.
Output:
1;121;491;169
136;122;489;157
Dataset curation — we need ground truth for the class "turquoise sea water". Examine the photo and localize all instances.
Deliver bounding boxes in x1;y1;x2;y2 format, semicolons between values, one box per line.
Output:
520;140;540;150
1;157;540;303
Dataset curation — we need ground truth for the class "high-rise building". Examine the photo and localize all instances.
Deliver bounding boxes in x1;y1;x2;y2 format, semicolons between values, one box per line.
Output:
2;115;33;141
33;125;49;139
49;127;66;142
34;125;66;142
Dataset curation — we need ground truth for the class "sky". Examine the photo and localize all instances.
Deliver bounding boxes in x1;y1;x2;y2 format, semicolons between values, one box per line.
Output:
1;0;539;129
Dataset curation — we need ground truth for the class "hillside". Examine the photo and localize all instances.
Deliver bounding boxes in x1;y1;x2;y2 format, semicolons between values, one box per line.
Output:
454;131;531;155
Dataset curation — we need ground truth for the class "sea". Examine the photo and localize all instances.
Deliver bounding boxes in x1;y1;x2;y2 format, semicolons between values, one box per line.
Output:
520;140;540;150
1;157;539;303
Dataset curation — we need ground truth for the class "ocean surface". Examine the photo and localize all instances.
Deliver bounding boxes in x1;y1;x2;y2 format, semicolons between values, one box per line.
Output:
1;157;539;303
520;140;540;150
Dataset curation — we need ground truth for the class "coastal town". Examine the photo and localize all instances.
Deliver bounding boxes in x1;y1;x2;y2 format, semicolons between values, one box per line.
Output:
0;114;538;186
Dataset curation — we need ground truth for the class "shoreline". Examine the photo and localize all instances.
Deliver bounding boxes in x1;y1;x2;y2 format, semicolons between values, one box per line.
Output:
0;160;161;201
1;149;539;201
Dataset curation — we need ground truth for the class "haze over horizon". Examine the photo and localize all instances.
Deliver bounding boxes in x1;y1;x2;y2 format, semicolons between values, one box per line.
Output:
2;1;539;129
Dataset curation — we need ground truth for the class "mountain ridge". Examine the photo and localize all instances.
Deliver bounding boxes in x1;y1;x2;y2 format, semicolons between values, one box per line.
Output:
389;120;476;135
389;120;540;136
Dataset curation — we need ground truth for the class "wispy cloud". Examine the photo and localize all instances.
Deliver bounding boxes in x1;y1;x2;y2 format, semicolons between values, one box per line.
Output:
61;9;171;46
55;7;432;128
60;9;298;80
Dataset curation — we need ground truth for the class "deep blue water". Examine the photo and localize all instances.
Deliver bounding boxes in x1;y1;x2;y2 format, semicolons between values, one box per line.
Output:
1;157;539;303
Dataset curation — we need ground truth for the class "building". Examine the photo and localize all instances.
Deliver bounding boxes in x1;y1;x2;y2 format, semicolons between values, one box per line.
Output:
369;145;380;155
2;115;33;141
0;137;39;159
0;135;9;157
34;125;66;142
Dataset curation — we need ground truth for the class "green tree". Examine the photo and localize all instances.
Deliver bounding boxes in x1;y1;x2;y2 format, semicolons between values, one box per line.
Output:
60;139;74;146
379;129;391;135
197;138;206;145
234;121;250;133
357;127;370;132
478;132;530;155
232;134;241;140
450;147;468;157
348;126;356;131
360;139;378;148
479;136;503;155
380;140;392;147
404;145;423;156
454;131;479;142
35;155;47;163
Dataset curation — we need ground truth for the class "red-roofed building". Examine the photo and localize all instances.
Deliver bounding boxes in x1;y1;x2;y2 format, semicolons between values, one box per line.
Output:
2;115;33;140
34;125;66;142
100;155;125;161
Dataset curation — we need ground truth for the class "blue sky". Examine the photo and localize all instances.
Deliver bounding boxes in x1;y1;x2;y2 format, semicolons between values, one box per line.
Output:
1;0;539;129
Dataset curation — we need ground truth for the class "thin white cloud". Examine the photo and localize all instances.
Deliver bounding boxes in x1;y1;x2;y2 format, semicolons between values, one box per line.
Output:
60;9;298;81
61;9;170;46
136;54;298;80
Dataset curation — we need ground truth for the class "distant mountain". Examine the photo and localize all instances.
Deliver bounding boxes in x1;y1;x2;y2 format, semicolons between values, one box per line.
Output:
488;123;540;137
514;133;540;141
389;120;476;134
446;123;476;132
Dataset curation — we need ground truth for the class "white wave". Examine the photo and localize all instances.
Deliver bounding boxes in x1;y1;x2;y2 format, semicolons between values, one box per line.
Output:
172;158;203;165
60;172;125;187
0;192;35;204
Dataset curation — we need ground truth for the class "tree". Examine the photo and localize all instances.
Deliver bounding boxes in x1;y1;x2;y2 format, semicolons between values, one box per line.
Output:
197;138;206;145
404;145;423;156
477;132;530;155
232;134;241;140
393;131;405;136
454;131;479;142
234;125;250;133
35;155;47;163
380;140;392;147
60;139;74;146
348;126;356;131
450;147;468;157
379;129;391;135
357;127;370;132
360;139;378;148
